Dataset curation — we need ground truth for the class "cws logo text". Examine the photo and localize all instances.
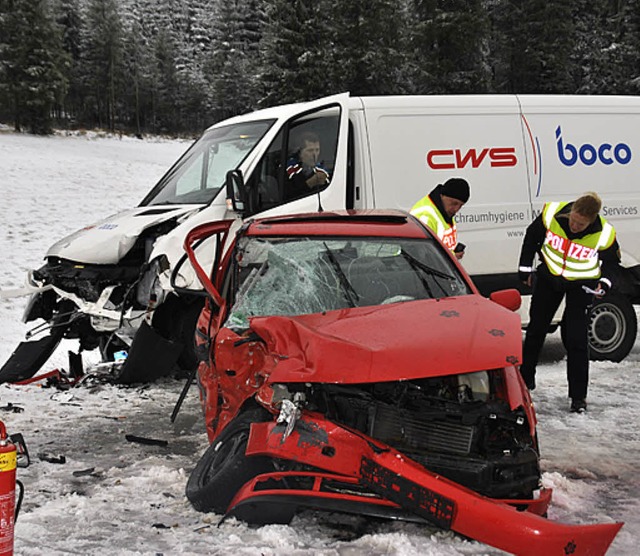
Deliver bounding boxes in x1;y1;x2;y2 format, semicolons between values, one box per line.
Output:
426;147;517;169
556;125;632;167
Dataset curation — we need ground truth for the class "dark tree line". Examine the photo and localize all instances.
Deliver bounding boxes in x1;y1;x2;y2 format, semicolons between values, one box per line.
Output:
1;0;640;135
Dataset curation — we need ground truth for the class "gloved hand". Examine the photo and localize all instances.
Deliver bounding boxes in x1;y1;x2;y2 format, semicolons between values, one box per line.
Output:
518;266;533;286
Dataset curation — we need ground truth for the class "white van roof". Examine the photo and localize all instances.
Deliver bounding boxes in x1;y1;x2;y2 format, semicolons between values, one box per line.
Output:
206;93;640;132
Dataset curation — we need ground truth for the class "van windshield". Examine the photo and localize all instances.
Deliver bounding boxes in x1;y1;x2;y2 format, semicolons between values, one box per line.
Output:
141;120;275;206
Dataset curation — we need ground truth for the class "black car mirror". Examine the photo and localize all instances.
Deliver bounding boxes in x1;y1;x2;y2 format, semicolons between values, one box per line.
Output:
225;169;246;214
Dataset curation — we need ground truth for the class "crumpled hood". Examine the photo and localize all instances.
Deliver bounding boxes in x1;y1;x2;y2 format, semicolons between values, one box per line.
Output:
46;205;198;264
249;296;521;384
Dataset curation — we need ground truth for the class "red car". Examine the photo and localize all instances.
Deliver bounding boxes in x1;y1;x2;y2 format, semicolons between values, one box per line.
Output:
181;210;621;555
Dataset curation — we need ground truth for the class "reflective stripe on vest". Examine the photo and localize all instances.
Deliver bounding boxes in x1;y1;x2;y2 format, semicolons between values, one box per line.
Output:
540;202;615;280
410;195;457;250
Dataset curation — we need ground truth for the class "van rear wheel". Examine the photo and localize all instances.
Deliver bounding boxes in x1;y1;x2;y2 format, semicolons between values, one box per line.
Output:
587;294;637;362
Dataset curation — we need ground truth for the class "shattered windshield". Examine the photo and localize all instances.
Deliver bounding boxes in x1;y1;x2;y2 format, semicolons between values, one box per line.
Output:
141;120;275;206
226;235;471;330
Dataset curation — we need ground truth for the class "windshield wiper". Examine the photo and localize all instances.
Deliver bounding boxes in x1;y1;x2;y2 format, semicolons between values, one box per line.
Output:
322;242;359;308
400;249;454;297
400;250;456;280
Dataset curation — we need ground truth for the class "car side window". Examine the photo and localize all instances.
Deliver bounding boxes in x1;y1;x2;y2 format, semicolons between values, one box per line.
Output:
248;108;340;214
251;129;284;211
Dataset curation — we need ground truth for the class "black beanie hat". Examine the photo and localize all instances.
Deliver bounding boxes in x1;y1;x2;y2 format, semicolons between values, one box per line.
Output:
440;178;470;203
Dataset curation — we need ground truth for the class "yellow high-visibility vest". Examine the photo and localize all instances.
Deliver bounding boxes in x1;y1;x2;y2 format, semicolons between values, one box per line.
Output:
540;201;615;280
410;194;457;251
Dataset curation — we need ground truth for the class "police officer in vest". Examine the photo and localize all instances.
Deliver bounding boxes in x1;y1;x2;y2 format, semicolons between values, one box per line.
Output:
518;192;620;413
410;178;470;259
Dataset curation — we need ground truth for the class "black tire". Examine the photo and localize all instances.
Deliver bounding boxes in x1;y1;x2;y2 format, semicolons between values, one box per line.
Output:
172;298;205;372
152;295;204;376
587;294;637;362
186;409;275;515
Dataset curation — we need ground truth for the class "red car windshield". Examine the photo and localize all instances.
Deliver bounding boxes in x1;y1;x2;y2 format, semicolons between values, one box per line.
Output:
226;235;472;329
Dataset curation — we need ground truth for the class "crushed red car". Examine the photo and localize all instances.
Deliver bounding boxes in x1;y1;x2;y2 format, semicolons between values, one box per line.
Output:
181;210;622;555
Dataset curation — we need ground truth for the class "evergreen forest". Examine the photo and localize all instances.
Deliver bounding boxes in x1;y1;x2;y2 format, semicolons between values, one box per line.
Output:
1;0;640;135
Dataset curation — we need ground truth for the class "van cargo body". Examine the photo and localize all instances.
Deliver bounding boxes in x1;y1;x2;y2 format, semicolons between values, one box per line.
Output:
3;93;639;382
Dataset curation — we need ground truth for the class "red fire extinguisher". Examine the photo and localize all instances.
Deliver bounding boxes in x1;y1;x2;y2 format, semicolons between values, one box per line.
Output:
0;422;18;556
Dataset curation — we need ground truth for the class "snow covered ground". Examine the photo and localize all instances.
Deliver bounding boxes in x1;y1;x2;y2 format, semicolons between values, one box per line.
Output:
0;130;638;555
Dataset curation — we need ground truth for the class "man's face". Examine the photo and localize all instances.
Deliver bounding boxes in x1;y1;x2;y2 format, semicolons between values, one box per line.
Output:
568;210;594;233
441;195;466;218
300;140;321;167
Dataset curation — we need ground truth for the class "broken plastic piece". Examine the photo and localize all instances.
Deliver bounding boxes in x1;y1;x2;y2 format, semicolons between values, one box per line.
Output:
124;434;168;447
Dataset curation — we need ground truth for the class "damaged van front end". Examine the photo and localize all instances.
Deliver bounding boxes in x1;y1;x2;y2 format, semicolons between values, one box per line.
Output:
7;204;202;383
0;115;281;384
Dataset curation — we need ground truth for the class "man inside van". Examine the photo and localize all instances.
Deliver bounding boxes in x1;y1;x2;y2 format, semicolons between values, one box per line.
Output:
518;192;621;413
285;131;331;200
410;177;470;259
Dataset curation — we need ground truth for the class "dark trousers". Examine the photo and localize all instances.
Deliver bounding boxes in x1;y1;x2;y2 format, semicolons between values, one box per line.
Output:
520;272;592;400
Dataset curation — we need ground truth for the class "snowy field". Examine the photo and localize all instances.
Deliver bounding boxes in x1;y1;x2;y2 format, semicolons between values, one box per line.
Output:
0;130;638;555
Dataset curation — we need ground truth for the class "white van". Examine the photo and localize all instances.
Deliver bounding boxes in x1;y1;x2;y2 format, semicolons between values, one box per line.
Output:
3;93;639;382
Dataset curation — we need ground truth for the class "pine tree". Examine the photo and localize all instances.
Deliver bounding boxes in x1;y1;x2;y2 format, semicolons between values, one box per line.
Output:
570;0;619;93
409;0;491;94
119;0;157;135
489;0;575;93
118;0;164;133
152;28;180;132
0;0;69;133
618;0;640;93
141;0;215;133
327;0;407;95
53;0;84;125
206;0;266;121
258;0;333;106
82;0;124;131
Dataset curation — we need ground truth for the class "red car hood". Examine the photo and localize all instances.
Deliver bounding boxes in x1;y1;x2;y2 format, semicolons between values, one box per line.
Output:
248;296;521;384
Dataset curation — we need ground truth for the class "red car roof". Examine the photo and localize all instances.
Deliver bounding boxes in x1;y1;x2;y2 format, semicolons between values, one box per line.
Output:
246;210;433;239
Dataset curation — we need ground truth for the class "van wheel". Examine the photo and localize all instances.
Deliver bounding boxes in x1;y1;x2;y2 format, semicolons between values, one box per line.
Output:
186;409;276;516
587;294;637;362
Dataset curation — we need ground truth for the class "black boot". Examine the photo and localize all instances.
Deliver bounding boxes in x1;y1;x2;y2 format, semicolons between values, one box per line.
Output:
570;398;587;413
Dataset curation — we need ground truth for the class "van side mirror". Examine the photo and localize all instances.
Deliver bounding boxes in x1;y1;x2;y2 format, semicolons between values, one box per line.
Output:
225;169;246;214
489;289;522;312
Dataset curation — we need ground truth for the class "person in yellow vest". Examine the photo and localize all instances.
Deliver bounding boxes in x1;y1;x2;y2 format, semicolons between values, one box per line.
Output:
410;178;470;259
518;192;620;413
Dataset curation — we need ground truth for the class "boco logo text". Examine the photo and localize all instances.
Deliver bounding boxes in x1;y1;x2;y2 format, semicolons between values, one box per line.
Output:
556;126;632;167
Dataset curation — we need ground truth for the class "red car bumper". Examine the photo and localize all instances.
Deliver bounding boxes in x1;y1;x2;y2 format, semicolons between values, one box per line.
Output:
229;415;621;556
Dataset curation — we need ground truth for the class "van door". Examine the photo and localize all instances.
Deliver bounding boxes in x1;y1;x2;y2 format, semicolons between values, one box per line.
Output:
243;94;350;217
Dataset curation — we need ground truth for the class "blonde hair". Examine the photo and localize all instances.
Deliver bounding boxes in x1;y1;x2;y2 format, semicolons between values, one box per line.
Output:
572;192;602;220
